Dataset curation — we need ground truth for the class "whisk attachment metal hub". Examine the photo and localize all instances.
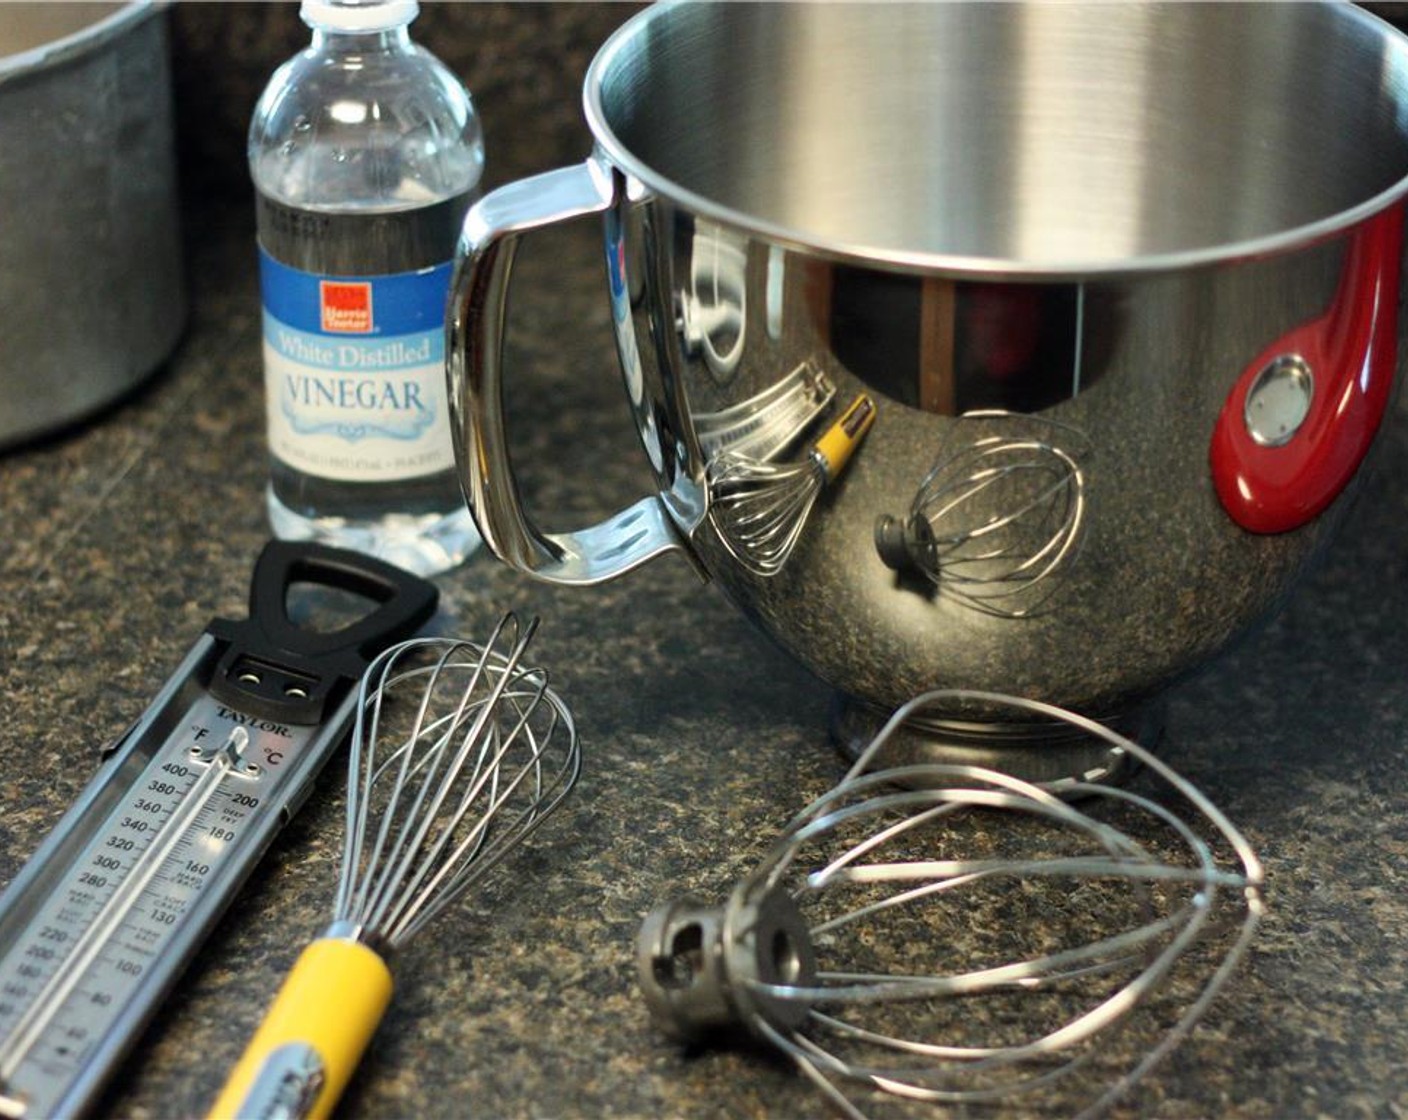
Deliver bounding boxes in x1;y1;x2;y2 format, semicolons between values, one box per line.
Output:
873;512;936;576
639;888;816;1045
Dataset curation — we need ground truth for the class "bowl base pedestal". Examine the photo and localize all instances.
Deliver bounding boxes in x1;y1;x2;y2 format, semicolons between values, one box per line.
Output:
829;694;1166;788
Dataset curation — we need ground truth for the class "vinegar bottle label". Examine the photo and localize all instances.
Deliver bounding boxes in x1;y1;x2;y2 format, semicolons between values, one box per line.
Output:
259;251;456;484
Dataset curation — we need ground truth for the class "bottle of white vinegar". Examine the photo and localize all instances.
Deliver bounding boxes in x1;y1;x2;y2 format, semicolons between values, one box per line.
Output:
250;0;484;575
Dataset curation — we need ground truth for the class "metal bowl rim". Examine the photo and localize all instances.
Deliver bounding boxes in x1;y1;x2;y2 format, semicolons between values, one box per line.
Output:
583;0;1408;282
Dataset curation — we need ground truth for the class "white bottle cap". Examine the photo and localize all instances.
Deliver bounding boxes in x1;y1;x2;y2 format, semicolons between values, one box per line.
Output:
300;0;419;33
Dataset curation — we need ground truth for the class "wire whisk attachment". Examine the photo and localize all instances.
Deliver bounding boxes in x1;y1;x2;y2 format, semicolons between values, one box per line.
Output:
875;411;1089;617
709;393;876;577
638;691;1264;1120
209;615;580;1120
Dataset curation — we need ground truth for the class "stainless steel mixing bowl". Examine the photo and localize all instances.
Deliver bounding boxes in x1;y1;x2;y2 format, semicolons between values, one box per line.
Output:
449;1;1408;779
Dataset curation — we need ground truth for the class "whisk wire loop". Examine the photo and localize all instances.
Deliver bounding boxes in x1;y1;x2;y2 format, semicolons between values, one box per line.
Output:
933;446;1085;577
349;627;514;937
925;442;1086;606
368;635;537;936
397;686;568;943
780;1011;1103;1101
761;765;1153;905
855;690;1265;889
804;780;1151;876
334;616;579;951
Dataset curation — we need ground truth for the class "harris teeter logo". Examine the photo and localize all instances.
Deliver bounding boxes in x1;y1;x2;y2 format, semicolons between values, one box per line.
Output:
320;280;373;333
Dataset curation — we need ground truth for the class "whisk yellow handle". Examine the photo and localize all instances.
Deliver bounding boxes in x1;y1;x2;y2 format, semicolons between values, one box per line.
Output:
207;937;393;1120
813;394;877;481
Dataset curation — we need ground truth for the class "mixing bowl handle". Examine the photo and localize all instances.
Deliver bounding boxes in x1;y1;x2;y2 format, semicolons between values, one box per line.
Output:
447;159;691;585
1210;206;1403;533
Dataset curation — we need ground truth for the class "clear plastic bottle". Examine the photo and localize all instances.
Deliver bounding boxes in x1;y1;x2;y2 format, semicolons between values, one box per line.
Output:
249;0;485;575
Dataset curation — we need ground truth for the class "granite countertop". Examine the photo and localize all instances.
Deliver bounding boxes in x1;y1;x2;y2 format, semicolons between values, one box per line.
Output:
1;5;1407;1119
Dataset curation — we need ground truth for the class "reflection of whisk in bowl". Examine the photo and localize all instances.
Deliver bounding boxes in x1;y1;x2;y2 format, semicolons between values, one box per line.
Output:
709;394;876;578
209;616;580;1120
875;412;1089;617
638;690;1264;1120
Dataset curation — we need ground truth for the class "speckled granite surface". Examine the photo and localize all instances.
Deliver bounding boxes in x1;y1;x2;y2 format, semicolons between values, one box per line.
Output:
0;4;1406;1119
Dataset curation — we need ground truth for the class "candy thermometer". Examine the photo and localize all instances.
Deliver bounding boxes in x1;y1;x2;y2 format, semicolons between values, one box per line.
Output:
0;542;438;1118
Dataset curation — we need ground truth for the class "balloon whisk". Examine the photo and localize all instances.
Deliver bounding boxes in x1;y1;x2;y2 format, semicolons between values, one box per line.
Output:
209;615;580;1120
